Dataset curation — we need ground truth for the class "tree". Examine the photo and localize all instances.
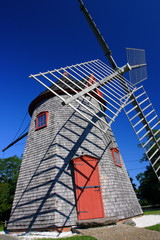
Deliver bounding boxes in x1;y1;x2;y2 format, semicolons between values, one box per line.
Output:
130;177;138;193
136;130;160;206
136;165;160;205
0;155;22;221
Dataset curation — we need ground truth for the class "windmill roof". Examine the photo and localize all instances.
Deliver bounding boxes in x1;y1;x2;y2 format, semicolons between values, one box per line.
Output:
39;75;86;96
28;75;87;116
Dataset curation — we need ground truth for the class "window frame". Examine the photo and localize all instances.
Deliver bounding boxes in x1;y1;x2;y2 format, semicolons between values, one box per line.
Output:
35;111;48;130
111;148;122;167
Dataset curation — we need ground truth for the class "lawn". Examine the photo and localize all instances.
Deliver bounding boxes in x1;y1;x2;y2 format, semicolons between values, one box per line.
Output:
143;209;160;215
146;224;160;231
33;237;97;240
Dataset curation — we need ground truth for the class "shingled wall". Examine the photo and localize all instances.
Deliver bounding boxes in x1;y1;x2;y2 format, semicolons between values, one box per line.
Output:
7;94;142;231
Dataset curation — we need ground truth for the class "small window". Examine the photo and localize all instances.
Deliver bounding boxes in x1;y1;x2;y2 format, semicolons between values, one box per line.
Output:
36;111;48;130
111;148;121;167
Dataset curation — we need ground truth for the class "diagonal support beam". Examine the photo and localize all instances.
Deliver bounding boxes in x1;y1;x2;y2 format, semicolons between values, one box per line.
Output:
2;132;28;152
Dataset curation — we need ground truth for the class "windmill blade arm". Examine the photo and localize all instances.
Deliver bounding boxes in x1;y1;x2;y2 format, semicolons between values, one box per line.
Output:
131;63;147;69
78;0;118;69
2;132;28;152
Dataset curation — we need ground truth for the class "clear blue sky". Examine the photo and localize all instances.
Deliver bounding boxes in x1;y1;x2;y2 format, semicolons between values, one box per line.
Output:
0;0;160;186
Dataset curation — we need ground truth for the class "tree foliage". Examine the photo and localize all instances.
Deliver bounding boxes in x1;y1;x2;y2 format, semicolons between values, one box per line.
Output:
0;155;21;221
136;165;160;205
136;130;160;206
130;177;138;193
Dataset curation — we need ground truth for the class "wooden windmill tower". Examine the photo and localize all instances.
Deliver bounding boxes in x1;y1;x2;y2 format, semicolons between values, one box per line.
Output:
7;0;159;232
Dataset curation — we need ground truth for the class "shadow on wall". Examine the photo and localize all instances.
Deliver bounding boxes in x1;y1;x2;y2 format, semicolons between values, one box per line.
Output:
8;105;112;231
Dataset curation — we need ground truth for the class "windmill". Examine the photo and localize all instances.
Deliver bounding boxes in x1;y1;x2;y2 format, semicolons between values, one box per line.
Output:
7;0;159;232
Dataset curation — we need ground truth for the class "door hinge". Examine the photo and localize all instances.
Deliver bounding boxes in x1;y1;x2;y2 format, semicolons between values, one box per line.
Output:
74;164;83;166
78;211;88;215
77;185;101;189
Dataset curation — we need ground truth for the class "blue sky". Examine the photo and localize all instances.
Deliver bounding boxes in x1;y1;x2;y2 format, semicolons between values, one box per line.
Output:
0;0;160;186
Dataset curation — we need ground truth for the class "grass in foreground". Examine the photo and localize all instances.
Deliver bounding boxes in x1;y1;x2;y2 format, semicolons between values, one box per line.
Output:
146;224;160;231
143;209;160;215
34;236;97;240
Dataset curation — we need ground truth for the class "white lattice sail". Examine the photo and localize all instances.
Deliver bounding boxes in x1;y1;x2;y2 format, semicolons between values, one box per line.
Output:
30;59;135;133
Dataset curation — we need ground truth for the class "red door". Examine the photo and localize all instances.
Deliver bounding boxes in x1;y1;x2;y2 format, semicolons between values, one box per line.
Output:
72;155;105;220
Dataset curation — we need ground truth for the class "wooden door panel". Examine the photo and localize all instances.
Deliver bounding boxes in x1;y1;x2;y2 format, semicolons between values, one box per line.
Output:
72;155;105;220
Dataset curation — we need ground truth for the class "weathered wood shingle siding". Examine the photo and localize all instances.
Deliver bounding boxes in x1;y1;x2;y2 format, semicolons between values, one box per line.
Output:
8;94;142;231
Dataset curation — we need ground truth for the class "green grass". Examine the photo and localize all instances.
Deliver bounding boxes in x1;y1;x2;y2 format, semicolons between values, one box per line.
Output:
34;236;97;240
146;224;160;231
143;209;160;215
